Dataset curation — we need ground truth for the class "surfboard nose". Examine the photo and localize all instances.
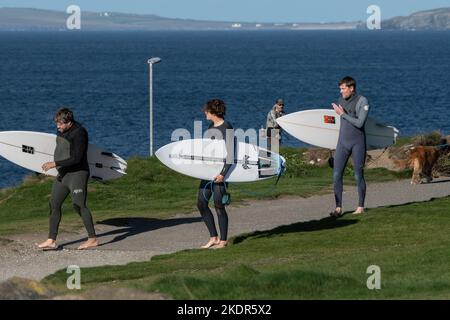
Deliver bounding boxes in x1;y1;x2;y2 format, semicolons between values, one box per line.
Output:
154;147;162;159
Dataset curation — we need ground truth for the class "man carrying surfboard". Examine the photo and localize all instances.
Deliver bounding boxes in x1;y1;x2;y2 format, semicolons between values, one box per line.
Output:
197;99;233;249
37;108;98;250
330;77;370;217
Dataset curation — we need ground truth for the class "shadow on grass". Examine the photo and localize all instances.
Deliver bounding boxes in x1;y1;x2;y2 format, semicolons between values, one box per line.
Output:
59;217;203;248
232;216;358;245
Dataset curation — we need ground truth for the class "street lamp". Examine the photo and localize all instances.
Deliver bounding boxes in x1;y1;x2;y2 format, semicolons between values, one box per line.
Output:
147;57;162;157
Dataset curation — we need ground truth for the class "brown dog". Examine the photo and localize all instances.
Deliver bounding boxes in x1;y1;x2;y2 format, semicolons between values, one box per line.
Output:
408;146;441;184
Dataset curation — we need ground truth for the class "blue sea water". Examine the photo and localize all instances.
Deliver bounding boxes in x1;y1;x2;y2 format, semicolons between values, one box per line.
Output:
0;30;449;188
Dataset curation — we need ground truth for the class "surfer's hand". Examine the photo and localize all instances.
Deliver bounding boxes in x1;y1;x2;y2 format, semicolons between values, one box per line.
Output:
214;175;224;183
332;103;344;116
42;162;56;172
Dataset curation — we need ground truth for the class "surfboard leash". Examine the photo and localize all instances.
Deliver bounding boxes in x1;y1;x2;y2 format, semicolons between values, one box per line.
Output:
201;180;231;206
201;154;286;203
202;176;283;204
365;147;389;166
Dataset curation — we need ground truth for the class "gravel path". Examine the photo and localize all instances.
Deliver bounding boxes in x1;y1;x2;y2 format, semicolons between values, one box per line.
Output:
1;178;449;282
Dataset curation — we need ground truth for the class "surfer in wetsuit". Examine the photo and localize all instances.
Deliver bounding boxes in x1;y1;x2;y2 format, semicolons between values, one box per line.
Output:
37;108;98;250
330;77;370;217
197;99;234;249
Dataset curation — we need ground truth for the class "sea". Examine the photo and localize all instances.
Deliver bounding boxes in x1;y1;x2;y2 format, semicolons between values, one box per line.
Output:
0;30;449;188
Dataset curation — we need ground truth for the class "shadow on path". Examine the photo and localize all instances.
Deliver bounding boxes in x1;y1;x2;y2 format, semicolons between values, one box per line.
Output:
60;216;203;248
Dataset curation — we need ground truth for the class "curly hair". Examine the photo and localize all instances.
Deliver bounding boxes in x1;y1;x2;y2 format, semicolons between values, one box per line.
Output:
203;99;226;119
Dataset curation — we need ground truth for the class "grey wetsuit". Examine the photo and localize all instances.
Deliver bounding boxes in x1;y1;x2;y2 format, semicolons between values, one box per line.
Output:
333;94;370;208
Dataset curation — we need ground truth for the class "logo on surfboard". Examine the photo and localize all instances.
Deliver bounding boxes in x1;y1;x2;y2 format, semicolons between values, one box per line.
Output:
324;115;336;124
22;145;35;154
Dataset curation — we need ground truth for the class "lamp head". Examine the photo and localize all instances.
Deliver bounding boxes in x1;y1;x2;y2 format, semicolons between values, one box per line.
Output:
148;57;162;65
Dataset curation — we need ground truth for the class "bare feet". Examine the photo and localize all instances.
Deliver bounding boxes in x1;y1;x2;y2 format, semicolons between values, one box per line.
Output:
201;237;220;249
36;239;58;250
214;241;228;249
77;238;99;250
352;207;365;215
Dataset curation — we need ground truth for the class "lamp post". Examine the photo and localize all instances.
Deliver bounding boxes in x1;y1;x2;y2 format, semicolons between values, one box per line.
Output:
147;57;162;157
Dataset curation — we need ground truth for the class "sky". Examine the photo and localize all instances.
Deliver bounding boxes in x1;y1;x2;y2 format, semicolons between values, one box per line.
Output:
0;0;449;22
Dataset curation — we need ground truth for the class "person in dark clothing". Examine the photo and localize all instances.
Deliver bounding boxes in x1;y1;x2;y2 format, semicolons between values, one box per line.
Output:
330;77;370;217
197;99;234;249
37;108;98;250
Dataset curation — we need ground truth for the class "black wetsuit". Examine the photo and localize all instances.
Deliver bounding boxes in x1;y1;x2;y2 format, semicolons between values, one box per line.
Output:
333;94;370;208
197;120;234;241
49;121;96;240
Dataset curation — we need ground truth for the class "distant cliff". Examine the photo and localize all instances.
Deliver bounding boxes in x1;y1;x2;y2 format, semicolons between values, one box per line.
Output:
382;7;450;30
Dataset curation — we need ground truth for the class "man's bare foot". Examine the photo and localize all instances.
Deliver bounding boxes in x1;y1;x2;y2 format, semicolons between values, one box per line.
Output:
352;207;365;215
77;238;99;250
214;241;228;249
36;239;57;250
201;237;220;249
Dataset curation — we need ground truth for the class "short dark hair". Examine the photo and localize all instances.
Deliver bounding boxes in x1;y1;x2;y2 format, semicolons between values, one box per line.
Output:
54;107;74;124
203;99;226;118
339;76;357;90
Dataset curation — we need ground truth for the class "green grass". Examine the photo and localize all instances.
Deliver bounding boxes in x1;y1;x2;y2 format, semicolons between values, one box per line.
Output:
0;147;411;235
43;196;450;299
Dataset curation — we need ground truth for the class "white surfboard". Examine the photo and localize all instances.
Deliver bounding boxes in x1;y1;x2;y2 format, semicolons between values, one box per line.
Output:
276;109;399;150
155;139;286;182
0;131;127;181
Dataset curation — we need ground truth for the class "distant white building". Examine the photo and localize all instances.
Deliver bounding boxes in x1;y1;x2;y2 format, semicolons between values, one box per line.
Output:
256;24;263;28
231;23;242;28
